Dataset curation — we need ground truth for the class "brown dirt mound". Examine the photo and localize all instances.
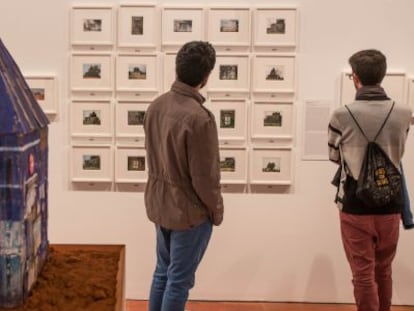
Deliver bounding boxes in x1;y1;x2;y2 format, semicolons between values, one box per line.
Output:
0;245;120;311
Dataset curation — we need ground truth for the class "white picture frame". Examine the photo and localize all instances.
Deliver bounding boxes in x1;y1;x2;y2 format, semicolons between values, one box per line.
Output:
340;72;406;106
117;4;158;51
71;53;113;91
252;54;296;95
161;7;205;51
250;147;292;185
205;99;247;144
219;147;248;184
71;5;114;47
115;102;149;139
115;147;148;183
251;101;293;141
207;7;250;52
24;75;57;115
116;54;159;99
253;8;297;52
207;54;250;97
71;145;113;182
71;101;112;138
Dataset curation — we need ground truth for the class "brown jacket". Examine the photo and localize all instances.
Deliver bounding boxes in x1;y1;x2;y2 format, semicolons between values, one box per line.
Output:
143;80;224;230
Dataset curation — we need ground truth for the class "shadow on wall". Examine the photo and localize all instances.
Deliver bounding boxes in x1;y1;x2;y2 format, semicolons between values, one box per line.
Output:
304;255;338;302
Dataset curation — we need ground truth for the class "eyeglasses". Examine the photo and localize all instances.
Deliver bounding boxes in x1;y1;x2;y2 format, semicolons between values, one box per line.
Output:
347;73;354;80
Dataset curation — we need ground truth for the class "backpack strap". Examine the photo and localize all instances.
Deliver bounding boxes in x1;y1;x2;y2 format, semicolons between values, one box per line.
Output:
345;101;395;142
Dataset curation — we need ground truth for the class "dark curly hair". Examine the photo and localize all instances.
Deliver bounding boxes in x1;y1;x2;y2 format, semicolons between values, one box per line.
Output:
175;41;216;87
349;49;386;86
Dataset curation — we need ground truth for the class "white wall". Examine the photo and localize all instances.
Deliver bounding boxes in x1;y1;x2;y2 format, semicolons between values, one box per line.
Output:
1;0;414;304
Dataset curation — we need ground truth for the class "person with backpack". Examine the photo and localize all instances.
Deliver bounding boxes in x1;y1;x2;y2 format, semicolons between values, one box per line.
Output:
328;49;412;311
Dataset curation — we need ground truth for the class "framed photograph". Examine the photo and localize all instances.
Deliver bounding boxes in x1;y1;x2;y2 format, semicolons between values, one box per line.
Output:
161;7;205;50
340;72;406;106
24;75;57;115
71;54;113;91
250;147;292;184
207;7;250;51
207;54;250;96
71;6;114;47
251;102;293;140
71;101;112;137
115;147;147;183
252;54;296;94
115;102;149;138
71;145;113;182
219;148;248;184
117;4;158;51
116;54;159;93
205;99;247;143
253;8;297;51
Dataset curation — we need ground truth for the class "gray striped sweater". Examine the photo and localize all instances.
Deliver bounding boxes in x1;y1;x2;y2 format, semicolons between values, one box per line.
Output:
328;100;411;180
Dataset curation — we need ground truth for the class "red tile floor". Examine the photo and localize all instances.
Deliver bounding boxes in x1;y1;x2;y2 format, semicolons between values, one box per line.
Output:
126;300;414;311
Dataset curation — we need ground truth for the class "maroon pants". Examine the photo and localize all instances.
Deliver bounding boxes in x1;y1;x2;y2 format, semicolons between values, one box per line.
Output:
340;212;400;311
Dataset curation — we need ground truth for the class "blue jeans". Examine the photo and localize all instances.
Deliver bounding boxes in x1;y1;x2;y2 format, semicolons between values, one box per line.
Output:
149;220;213;311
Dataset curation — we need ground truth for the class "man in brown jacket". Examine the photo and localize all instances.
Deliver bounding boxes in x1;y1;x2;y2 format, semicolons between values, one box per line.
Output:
144;41;223;311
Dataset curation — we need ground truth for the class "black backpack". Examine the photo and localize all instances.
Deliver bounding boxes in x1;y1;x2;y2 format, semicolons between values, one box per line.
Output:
345;102;401;207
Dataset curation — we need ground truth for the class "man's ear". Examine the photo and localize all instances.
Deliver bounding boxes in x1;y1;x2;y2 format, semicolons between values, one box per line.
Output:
352;72;363;89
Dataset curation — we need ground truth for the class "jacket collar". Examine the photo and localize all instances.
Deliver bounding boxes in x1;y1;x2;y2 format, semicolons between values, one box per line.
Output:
355;85;390;101
171;80;205;104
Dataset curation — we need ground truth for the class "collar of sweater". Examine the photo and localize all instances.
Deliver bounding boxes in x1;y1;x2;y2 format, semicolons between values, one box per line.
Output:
355;85;390;101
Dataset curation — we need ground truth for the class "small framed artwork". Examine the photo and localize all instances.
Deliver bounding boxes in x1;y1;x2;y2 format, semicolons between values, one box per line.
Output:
117;4;158;51
116;54;159;99
161;7;205;51
250;147;292;185
71;101;112;138
253;8;297;52
71;54;113;92
219;147;248;184
207;54;250;97
205;99;247;144
115;102;149;139
252;54;296;96
24;75;57;116
340;72;406;106
115;147;147;183
71;145;113;182
71;5;114;48
207;7;250;52
251;101;293;141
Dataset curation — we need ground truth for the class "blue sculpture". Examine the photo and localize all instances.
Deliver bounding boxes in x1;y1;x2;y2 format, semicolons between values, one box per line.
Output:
0;39;49;308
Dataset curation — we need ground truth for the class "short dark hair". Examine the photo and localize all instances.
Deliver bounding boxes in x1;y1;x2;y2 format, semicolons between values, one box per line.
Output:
175;41;216;87
348;49;386;86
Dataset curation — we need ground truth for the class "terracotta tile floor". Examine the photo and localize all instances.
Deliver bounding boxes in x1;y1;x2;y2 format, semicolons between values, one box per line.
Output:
126;300;414;311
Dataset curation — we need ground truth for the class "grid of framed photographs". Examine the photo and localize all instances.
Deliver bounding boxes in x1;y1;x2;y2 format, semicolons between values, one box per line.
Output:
69;4;298;191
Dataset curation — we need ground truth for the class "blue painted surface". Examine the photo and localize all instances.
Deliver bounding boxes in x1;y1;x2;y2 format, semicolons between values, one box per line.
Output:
0;39;49;308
